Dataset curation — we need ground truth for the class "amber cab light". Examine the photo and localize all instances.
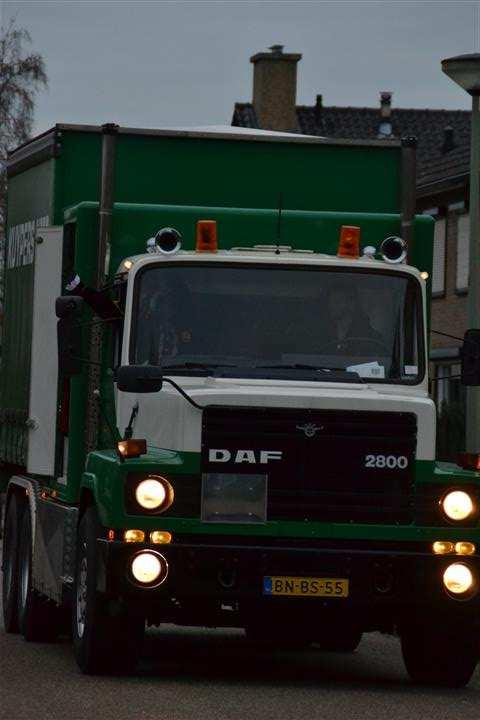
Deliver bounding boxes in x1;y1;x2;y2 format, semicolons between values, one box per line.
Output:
433;541;455;555
455;542;476;556
457;453;480;471
124;529;146;543
196;220;218;253
117;439;147;459
337;225;361;259
150;530;172;545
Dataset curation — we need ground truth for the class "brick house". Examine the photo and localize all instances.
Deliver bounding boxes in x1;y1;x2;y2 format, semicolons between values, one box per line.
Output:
232;47;472;434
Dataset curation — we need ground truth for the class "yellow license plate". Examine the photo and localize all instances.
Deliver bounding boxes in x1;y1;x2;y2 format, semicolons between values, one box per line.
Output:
263;576;349;598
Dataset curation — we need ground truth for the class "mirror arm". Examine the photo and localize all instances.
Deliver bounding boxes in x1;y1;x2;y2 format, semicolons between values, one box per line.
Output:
67;356;103;368
432;329;465;344
433;329;480;351
163;378;205;410
430;375;461;383
93;390;124;462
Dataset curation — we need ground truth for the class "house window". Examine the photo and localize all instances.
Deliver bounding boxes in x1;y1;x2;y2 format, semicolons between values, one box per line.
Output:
432;217;446;296
456;213;469;293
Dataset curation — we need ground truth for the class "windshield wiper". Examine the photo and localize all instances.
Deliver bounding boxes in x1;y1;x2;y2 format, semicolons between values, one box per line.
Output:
254;364;364;381
162;362;238;372
256;363;324;371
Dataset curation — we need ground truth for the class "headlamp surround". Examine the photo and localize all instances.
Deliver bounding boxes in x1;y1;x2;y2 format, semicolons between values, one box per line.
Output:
125;474;174;515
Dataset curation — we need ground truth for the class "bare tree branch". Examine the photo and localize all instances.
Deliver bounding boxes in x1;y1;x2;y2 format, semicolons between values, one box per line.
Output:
0;16;47;306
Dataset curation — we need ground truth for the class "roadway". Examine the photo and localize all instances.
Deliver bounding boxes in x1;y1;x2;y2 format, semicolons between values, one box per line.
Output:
1;617;479;720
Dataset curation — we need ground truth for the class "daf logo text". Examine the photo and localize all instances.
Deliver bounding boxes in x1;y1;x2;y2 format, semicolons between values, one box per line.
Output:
208;449;283;464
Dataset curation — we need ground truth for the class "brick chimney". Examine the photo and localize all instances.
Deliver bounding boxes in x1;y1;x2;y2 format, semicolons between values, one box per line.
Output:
377;91;393;138
442;125;455;153
250;45;302;132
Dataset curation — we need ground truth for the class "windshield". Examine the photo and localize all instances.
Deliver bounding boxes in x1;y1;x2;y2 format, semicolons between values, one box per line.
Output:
130;263;424;384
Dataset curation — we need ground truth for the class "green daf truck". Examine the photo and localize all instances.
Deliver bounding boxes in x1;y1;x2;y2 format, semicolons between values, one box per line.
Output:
1;124;480;684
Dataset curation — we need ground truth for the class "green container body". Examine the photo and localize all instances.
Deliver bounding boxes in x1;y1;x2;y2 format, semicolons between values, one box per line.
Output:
1;125;432;473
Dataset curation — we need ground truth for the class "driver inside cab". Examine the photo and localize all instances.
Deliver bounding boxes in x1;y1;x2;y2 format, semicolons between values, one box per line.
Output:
323;282;382;355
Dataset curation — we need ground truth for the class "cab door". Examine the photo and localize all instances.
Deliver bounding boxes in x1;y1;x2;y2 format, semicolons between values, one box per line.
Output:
26;226;63;476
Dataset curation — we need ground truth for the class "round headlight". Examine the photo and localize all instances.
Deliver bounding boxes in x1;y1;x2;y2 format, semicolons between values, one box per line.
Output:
130;551;168;586
442;490;475;522
443;563;475;596
135;477;173;512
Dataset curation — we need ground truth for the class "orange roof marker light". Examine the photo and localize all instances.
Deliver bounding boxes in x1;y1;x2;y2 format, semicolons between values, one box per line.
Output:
196;220;218;253
337;225;361;259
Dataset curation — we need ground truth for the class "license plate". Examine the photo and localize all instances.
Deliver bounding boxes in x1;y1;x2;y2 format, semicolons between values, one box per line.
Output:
263;576;349;598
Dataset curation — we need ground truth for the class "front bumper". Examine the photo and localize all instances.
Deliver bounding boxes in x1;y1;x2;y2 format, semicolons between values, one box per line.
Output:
96;538;480;616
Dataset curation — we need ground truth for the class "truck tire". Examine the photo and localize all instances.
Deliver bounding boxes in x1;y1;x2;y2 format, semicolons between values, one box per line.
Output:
401;625;479;688
2;493;22;633
17;506;60;642
72;507;145;674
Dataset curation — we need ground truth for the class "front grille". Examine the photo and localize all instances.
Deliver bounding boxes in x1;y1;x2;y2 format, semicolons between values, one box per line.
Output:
202;407;417;525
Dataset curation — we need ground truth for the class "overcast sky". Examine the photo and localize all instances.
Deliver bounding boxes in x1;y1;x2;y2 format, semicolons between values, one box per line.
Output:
1;1;479;135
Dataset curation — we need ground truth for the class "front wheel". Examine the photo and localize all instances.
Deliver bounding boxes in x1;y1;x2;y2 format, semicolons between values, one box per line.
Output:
401;624;479;688
72;507;145;674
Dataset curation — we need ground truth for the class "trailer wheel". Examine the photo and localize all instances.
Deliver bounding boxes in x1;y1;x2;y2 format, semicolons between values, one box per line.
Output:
17;506;60;642
401;625;479;688
2;493;22;633
72;507;145;675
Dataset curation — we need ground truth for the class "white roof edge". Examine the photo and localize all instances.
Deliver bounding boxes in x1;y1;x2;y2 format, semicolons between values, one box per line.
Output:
120;250;423;280
167;125;323;139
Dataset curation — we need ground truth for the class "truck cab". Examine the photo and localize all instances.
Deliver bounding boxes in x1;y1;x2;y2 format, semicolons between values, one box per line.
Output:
1;125;479;684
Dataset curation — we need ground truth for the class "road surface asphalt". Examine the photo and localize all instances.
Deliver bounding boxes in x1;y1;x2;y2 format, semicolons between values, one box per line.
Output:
1;617;479;720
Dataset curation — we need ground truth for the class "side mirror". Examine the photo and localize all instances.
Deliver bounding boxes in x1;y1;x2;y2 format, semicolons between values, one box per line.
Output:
57;318;82;376
116;365;163;393
461;329;480;386
56;296;84;376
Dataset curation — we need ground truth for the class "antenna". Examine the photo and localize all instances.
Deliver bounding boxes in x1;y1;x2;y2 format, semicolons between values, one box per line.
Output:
276;192;283;255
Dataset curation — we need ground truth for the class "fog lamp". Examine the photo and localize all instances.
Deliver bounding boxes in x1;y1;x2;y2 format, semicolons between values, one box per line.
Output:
443;563;475;596
442;490;475;521
130;551;168;586
135;476;173;512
